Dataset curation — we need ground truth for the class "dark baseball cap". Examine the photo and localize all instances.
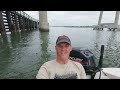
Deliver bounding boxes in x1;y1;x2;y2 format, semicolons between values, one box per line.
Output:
56;35;71;45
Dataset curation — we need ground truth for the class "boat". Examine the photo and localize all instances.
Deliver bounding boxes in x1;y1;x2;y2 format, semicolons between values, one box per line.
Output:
69;45;120;79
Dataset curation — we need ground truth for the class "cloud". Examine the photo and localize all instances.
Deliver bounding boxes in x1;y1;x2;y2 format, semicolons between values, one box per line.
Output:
47;11;100;26
24;11;39;20
101;11;116;23
24;11;120;26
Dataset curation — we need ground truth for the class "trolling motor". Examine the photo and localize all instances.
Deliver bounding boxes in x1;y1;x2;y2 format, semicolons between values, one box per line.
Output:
69;45;104;79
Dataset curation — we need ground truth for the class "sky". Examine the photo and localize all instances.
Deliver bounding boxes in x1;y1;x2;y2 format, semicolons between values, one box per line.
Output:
24;11;120;26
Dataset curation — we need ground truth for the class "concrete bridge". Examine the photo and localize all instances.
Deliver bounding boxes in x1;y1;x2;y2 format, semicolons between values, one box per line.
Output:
0;11;39;35
1;11;119;34
93;11;120;30
0;11;49;36
38;11;120;31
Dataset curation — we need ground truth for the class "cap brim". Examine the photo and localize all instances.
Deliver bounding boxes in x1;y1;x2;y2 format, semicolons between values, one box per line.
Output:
56;40;71;45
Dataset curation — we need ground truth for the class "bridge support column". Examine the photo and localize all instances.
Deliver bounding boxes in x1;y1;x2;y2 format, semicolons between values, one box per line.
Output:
98;11;103;26
39;11;49;32
114;11;120;28
93;11;103;30
0;11;6;35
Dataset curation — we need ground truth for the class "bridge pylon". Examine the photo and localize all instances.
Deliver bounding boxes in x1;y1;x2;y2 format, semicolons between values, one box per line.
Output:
93;11;120;31
39;11;49;32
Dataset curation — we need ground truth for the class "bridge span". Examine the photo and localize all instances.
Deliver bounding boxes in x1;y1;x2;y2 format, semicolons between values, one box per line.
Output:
93;11;120;31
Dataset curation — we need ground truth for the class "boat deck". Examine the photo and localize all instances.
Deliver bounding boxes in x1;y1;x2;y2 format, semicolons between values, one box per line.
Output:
87;68;120;79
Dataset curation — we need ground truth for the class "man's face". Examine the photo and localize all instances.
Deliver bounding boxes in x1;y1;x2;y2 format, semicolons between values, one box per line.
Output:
55;42;72;59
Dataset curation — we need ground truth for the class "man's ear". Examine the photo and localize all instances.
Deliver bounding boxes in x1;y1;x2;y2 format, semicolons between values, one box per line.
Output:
70;46;72;51
55;46;57;50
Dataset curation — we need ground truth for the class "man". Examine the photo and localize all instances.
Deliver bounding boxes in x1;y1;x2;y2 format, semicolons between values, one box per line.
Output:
36;35;86;79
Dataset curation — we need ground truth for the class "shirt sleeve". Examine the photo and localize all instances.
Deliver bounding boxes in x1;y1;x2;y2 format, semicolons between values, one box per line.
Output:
80;65;87;79
36;64;49;79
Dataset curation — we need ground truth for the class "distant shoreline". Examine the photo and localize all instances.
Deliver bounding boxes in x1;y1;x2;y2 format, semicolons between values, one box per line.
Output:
50;26;95;28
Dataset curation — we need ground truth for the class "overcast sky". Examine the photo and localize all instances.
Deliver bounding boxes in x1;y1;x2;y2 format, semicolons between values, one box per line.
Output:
24;11;120;26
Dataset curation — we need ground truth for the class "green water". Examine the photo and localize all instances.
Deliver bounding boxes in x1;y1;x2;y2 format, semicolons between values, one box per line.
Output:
0;27;120;79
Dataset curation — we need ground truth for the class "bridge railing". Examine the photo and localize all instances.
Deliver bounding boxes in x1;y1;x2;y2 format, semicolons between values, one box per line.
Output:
0;11;39;34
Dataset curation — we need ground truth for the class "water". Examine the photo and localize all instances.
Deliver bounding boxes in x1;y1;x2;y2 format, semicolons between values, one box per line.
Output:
0;27;120;79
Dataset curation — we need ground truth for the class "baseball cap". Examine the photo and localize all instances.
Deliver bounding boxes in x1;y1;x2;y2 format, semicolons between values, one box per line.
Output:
56;35;71;45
